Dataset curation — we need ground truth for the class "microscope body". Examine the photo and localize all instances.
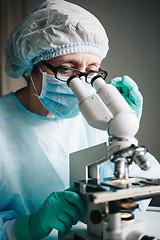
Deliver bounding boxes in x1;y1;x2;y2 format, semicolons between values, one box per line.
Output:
63;76;160;240
68;75;150;179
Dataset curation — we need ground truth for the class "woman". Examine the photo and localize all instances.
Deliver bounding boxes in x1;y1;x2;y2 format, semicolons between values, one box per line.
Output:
1;0;160;239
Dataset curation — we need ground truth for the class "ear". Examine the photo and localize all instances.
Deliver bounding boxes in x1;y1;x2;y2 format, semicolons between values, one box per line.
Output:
31;64;39;75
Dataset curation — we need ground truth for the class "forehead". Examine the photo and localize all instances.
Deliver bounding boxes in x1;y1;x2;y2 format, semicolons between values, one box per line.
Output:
48;53;101;66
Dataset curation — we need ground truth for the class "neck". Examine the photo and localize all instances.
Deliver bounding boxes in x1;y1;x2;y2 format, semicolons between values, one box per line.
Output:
15;86;56;119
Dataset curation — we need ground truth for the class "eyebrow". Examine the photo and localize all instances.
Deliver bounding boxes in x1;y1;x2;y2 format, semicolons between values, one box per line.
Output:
57;60;100;67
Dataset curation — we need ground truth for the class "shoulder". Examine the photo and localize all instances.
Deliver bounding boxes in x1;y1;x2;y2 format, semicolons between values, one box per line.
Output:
0;92;15;112
0;93;19;132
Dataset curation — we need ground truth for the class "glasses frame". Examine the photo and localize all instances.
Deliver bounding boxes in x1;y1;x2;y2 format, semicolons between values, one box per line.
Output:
41;60;108;83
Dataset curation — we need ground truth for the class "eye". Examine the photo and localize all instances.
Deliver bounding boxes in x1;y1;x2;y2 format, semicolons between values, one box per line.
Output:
86;66;99;72
57;66;74;77
86;72;98;80
59;68;71;74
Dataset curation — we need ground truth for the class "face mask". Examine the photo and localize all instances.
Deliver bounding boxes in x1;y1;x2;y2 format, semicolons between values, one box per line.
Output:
31;71;80;119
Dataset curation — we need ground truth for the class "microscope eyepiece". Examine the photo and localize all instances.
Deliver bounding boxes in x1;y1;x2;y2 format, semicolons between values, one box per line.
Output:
67;75;79;87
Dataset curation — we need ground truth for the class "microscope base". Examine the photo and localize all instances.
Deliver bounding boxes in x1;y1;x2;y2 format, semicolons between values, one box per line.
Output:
59;219;145;240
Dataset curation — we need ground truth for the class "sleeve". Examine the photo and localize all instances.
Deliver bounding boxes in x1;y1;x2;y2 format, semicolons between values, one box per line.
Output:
3;220;17;240
0;130;19;239
0;211;18;240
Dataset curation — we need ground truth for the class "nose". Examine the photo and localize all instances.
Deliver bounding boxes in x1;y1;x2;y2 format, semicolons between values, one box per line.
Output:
75;64;87;73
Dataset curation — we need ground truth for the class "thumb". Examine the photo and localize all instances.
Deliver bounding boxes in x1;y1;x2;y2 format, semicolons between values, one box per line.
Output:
65;186;79;193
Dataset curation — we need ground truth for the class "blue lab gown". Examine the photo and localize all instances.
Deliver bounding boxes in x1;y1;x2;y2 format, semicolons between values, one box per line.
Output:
0;92;159;239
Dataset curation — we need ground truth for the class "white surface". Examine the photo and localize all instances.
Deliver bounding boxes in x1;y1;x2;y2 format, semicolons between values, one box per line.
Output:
138;206;160;238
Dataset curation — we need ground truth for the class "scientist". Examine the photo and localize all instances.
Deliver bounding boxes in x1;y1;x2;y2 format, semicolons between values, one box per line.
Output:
1;0;160;239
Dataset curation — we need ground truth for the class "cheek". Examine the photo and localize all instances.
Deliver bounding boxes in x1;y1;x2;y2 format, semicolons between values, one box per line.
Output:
39;62;54;75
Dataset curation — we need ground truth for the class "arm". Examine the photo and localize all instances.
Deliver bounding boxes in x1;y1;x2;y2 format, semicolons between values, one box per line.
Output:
13;190;85;240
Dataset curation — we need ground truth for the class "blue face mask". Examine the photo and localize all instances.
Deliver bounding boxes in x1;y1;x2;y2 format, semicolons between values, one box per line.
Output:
31;71;80;119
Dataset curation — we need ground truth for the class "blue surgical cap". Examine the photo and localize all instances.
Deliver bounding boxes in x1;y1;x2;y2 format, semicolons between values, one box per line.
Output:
4;0;109;79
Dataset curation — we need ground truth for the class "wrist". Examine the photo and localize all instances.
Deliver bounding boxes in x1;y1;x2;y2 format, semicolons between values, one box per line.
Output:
14;215;33;240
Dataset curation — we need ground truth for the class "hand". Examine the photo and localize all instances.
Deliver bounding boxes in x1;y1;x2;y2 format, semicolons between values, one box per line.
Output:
14;190;85;239
109;75;143;119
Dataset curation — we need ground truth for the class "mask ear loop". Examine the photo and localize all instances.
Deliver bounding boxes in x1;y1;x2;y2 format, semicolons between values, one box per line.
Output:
30;65;43;96
30;74;39;96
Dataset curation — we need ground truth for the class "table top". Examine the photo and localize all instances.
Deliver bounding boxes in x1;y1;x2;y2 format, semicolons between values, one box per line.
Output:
138;206;160;238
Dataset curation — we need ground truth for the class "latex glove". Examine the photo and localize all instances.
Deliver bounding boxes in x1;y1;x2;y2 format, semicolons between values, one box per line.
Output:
14;190;85;240
109;76;143;120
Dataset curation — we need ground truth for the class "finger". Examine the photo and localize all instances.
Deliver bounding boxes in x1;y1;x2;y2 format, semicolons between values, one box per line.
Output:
109;77;129;95
121;76;143;105
52;191;81;221
65;186;79;193
57;212;73;231
64;191;86;214
109;76;142;102
52;219;68;234
122;76;138;90
129;88;143;104
119;86;129;95
64;203;80;225
109;76;138;91
109;76;122;86
62;191;82;224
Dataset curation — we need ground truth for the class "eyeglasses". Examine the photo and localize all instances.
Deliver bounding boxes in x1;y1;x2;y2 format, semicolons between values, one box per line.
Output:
41;60;108;83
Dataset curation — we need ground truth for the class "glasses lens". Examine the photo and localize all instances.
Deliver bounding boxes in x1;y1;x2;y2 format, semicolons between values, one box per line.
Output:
86;72;98;83
86;71;107;83
57;67;75;81
56;65;107;83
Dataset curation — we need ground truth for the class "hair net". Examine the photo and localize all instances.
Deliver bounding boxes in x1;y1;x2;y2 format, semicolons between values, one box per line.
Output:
4;0;109;79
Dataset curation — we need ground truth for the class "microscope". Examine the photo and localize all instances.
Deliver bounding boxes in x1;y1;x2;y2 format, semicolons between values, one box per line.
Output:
61;75;160;240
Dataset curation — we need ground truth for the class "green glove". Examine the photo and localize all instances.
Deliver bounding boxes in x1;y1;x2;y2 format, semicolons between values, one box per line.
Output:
109;76;143;120
14;190;85;240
